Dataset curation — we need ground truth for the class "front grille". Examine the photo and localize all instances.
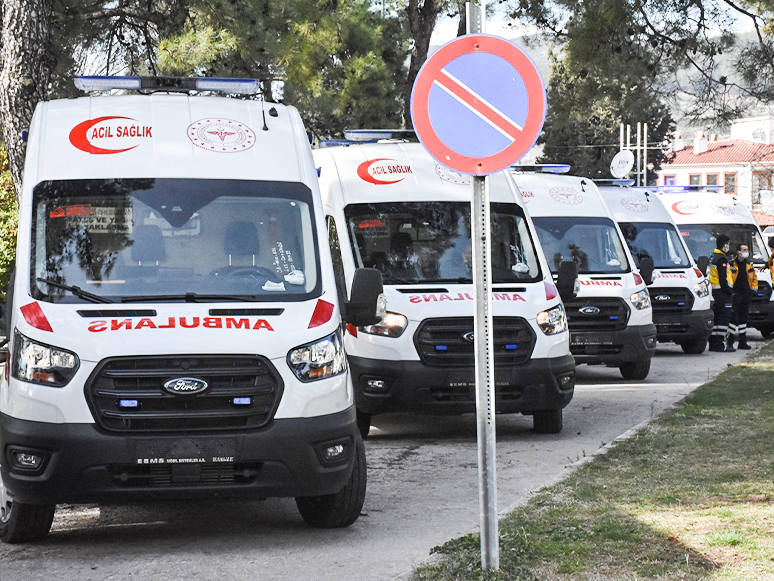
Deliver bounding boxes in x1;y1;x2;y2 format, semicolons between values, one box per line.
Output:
570;344;623;356
86;355;283;432
428;384;529;403
414;317;536;367
753;280;773;303
649;287;694;315
109;462;262;487
564;297;629;332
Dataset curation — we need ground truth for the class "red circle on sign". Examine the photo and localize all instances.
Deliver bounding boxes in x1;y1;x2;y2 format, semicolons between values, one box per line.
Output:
410;34;546;176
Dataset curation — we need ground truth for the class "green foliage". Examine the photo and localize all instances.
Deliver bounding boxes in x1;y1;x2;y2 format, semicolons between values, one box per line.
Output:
537;0;674;179
157;26;240;76
0;146;18;294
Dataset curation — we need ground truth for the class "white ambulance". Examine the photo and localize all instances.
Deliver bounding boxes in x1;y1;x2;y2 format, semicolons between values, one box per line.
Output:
659;188;774;338
597;183;713;353
0;77;385;543
510;169;656;379
314;133;576;437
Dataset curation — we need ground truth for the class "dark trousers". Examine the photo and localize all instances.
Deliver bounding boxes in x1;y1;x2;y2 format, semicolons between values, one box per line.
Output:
729;292;752;345
711;290;733;347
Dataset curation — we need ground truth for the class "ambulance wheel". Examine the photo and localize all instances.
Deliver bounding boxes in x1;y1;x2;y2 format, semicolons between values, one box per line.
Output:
533;408;563;434
356;411;372;439
619;359;651;380
0;471;55;544
296;433;366;528
680;337;707;354
759;327;774;340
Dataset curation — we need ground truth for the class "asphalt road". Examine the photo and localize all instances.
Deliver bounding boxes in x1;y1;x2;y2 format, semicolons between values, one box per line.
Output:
0;338;763;581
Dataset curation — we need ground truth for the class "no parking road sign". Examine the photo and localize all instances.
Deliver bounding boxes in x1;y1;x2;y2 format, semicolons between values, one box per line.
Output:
410;34;546;176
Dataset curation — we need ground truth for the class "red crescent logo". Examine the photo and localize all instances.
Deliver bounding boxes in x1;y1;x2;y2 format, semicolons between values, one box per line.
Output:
671;201;698;216
357;158;411;185
69;116;140;154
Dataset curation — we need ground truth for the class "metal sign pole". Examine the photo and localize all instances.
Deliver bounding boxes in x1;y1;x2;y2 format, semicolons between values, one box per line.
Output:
466;1;499;570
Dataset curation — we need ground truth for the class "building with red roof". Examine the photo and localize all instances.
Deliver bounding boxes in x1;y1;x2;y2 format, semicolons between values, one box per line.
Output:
657;116;774;227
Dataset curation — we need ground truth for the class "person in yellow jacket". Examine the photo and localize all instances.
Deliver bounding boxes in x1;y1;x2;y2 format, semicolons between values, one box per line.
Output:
768;237;774;281
729;243;758;349
708;235;735;352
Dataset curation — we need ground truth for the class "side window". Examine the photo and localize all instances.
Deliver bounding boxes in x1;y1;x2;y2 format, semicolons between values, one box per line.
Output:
326;216;347;307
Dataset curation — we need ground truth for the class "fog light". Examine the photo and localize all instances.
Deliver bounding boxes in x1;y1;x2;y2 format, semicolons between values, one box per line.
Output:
10;450;44;470
363;377;390;393
323;444;346;461
558;373;575;388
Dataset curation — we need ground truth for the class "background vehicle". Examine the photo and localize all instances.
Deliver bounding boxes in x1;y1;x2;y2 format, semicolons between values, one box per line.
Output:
315;133;576;436
0;77;383;543
511;168;656;380
659;188;774;338
598;182;712;354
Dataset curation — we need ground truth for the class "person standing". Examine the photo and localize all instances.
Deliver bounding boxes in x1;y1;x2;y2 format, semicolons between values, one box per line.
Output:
728;243;757;350
768;237;774;281
708;235;735;352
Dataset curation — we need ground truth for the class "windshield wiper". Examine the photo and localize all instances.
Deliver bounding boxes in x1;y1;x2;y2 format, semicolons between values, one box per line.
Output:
120;293;255;303
36;278;114;304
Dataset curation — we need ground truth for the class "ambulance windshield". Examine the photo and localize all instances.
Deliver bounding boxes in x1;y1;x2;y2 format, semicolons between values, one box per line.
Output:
678;224;769;265
532;216;631;275
344;202;542;284
31;178;321;303
619;222;691;268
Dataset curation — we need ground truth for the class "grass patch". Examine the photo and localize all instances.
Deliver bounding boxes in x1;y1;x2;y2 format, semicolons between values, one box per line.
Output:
413;344;774;580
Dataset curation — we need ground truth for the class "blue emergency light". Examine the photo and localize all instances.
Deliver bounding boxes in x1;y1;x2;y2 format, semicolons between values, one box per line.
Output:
510;164;571;174
75;76;260;95
343;129;418;142
593;179;636;186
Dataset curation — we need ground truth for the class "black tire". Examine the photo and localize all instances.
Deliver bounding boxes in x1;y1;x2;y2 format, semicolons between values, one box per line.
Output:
759;327;774;340
296;433;367;528
0;472;55;544
680;337;707;354
356;411;372;439
533;408;563;434
619;358;651;380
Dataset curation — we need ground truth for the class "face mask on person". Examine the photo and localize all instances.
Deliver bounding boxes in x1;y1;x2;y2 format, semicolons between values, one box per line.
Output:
741;252;750;260
723;244;730;253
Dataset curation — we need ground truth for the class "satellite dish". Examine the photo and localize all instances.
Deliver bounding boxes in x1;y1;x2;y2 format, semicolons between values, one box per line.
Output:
610;150;635;179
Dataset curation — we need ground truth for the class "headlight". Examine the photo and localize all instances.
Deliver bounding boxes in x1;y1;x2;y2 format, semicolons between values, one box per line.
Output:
694;279;709;298
11;330;79;387
287;329;347;382
536;304;567;335
360;312;408;338
630;289;651;310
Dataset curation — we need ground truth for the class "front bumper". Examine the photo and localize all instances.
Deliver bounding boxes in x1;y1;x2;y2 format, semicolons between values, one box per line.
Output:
0;407;357;505
570;324;657;366
349;354;576;416
748;299;774;331
653;309;713;343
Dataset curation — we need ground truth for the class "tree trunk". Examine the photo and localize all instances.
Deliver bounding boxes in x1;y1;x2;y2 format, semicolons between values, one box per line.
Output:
404;0;441;128
1;0;53;201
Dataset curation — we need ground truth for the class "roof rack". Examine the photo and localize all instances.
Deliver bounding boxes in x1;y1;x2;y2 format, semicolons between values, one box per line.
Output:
343;129;418;142
509;164;571;174
593;179;635;186
74;76;260;95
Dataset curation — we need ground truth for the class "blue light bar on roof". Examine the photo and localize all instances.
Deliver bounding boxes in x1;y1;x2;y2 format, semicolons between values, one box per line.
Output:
318;139;362;148
74;76;260;94
594;179;636;186
510;164;571;174
343;129;417;141
650;185;724;193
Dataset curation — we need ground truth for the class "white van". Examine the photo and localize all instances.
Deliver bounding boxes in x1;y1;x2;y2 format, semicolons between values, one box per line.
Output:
314;134;576;436
659;189;774;338
597;183;713;353
0;77;384;543
510;169;656;379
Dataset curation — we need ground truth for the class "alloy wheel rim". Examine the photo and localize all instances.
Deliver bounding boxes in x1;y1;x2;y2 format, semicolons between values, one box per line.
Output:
0;470;12;524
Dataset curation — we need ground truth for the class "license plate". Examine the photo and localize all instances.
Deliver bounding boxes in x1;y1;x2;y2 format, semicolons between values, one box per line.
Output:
134;438;237;465
571;334;605;346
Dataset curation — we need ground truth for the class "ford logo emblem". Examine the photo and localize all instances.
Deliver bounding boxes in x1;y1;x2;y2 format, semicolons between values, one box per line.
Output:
163;377;209;395
462;331;475;343
654;295;671;301
579;306;600;315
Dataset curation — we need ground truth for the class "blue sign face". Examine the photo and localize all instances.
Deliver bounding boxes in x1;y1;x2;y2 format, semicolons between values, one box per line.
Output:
411;34;546;176
428;52;529;159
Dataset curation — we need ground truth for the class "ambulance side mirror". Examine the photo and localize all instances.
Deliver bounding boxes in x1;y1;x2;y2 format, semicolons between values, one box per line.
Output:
556;260;579;301
639;257;655;286
697;255;709;277
347;268;385;327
